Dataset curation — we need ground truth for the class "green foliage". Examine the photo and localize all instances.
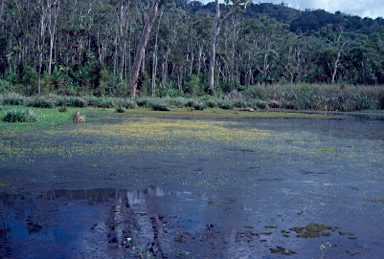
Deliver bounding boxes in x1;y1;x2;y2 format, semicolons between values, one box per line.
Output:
2;109;38;122
115;106;125;113
25;96;55;108
85;96;99;107
18;66;38;95
114;98;136;109
249;99;269;109
204;98;220;108
1;92;25;105
150;99;171;111
218;100;234;110
379;91;384;110
96;97;115;108
0;79;12;93
94;69;113;96
136;97;152;107
58;107;68;113
185;75;204;97
186;99;206;110
67;97;87;108
171;97;189;108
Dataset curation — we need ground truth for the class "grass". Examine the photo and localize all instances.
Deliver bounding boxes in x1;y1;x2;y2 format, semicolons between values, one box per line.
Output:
0;105;94;132
0;104;342;133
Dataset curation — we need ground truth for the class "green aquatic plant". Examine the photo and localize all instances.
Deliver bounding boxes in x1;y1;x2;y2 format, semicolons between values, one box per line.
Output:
365;198;384;203
270;246;297;255
265;225;278;229
290;223;333;238
0;181;10;187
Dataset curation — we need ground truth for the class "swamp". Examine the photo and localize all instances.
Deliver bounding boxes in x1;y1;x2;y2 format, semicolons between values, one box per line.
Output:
0;109;383;258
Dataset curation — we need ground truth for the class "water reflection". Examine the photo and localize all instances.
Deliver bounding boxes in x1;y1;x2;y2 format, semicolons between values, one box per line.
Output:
0;186;218;258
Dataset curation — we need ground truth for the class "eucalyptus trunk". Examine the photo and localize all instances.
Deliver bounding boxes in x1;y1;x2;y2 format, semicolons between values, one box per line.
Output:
128;0;160;99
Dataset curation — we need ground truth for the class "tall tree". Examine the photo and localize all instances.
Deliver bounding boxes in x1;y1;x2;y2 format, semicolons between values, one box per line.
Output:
37;0;48;94
128;0;160;99
208;0;247;93
47;0;60;75
321;24;348;84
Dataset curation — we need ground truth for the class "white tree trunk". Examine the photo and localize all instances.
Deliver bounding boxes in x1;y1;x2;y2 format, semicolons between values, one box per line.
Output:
128;0;160;99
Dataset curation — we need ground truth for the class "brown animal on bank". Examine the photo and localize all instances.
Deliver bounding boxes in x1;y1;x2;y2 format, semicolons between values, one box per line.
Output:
72;111;85;122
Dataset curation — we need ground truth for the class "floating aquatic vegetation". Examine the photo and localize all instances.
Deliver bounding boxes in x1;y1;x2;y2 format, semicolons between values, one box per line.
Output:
365;198;384;203
289;223;334;238
270;246;297;255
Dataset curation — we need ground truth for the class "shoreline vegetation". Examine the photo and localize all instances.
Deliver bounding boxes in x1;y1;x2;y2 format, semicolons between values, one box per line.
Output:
1;84;384;131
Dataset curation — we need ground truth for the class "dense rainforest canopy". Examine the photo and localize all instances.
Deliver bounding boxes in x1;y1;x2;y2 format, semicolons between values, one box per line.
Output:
1;0;384;97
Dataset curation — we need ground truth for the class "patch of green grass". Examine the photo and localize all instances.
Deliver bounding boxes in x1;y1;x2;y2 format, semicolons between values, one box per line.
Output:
0;106;93;132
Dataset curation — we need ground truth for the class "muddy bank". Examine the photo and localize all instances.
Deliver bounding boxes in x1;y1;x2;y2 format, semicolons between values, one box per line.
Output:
0;114;383;258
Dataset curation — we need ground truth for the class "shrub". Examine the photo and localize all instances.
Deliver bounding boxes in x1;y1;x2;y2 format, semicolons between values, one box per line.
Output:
85;96;99;107
232;99;247;108
96;97;115;108
120;99;136;109
218;100;233;110
268;100;282;108
0;79;12;93
136;97;151;107
204;98;219;108
25;96;55;108
282;101;298;110
2;109;38;122
1;92;24;105
53;95;69;107
379;92;384;110
115;106;125;113
186;100;206;110
58;107;68;112
249;99;269;109
150;100;170;111
171;97;189;108
68;96;87;107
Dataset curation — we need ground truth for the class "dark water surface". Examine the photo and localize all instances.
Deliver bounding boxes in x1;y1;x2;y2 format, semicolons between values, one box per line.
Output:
0;115;383;258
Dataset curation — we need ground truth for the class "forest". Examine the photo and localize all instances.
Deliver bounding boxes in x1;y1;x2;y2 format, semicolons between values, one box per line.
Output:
1;0;384;98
